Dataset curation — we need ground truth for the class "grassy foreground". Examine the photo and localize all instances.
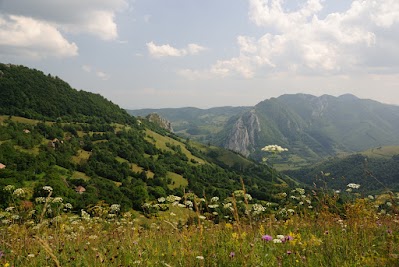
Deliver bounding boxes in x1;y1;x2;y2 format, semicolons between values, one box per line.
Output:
1;186;399;266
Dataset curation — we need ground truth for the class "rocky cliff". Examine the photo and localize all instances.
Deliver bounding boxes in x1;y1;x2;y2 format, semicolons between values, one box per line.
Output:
146;113;174;132
223;110;260;157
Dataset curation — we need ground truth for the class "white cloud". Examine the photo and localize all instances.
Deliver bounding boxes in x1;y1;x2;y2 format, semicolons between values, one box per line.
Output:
0;15;78;59
82;65;92;72
187;0;399;79
147;42;206;58
96;71;110;80
0;0;128;59
1;0;128;40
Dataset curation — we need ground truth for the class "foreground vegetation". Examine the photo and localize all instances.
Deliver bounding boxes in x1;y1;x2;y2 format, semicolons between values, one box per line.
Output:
1;184;398;266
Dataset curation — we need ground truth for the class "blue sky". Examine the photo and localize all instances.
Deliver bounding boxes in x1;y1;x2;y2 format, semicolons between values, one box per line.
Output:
1;0;399;109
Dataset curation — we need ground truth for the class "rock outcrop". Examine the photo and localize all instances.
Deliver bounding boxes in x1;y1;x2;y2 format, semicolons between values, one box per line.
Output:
146;113;174;132
224;110;260;157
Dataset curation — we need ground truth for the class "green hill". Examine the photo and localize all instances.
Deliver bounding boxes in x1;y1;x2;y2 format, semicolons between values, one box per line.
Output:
0;64;292;211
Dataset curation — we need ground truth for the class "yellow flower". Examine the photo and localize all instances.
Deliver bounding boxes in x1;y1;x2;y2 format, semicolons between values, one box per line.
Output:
4;263;10;267
225;223;233;230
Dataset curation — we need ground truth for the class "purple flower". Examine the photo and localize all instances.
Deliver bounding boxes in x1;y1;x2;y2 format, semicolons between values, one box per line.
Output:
262;235;273;241
0;251;4;259
387;229;393;235
286;250;292;255
229;251;235;258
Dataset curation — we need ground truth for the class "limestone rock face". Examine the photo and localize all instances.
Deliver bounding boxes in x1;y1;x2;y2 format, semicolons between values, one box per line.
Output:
224;110;260;157
146;113;174;132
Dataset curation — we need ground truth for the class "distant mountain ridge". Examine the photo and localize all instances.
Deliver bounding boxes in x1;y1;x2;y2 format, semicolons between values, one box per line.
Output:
129;94;399;166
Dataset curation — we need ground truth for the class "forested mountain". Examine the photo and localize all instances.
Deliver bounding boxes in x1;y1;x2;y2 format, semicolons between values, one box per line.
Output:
133;94;399;168
0;64;292;212
220;94;399;164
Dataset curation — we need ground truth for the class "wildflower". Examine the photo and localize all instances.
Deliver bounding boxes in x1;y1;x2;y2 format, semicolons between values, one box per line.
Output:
262;235;273;241
3;185;15;192
184;200;193;208
252;204;266;214
5;207;14;212
386;202;393;207
196;256;204;260
52;197;63;203
12;188;25;197
368;195;374;200
0;251;4;259
110;204;121;212
43;186;53;192
276;235;285;241
285;235;293;241
245;194;253;201
27;253;35;258
296;188;305;195
157;197;166;203
166;195;181;202
208;204;219;209
262;145;288;153
347;183;360;189
170;212;176;216
35;197;46;203
229;251;235;258
287;250;292;255
64;203;73;209
199;215;206;220
211;196;219;203
273;239;283;243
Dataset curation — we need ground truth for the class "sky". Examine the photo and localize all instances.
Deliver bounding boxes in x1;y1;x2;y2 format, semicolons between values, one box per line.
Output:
1;0;399;109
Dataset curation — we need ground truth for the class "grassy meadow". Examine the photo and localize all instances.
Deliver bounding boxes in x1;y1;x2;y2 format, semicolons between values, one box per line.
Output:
1;184;399;267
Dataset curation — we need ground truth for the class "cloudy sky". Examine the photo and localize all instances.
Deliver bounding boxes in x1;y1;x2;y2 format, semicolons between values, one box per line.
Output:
1;0;399;109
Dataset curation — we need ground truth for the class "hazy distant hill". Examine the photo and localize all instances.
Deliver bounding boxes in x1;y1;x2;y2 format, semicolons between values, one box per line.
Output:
127;106;251;143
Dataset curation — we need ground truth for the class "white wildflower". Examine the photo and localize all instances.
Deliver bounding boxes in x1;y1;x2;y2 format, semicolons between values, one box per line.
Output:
157;197;166;203
52;197;63;203
273;239;283;243
211;196;219;203
110;204;121;212
296;188;305;195
208;204;219;209
43;186;53;192
4;185;15;192
196;256;204;260
347;183;360;189
12;188;25;197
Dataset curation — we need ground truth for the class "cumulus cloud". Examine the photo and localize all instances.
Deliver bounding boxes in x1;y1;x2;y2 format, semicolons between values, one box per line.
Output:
0;0;127;59
188;0;399;79
1;0;128;40
0;15;78;59
147;42;206;58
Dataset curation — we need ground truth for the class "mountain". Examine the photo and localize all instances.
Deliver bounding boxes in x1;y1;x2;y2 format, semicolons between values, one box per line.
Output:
0;64;291;211
131;94;399;169
127;106;251;143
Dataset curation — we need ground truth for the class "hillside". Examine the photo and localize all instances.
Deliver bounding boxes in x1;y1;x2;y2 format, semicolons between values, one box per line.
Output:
0;64;292;212
0;63;133;124
283;145;399;193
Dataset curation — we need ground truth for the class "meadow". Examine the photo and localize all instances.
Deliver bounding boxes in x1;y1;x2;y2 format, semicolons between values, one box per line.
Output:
1;183;399;267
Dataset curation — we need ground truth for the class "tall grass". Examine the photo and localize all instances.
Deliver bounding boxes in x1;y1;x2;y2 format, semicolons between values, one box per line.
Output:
1;185;398;266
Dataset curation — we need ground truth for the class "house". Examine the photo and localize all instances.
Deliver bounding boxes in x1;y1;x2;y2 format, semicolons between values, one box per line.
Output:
0;163;6;169
75;186;86;194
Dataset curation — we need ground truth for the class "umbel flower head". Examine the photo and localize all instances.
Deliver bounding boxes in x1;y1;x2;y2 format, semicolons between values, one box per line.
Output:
262;145;288;153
